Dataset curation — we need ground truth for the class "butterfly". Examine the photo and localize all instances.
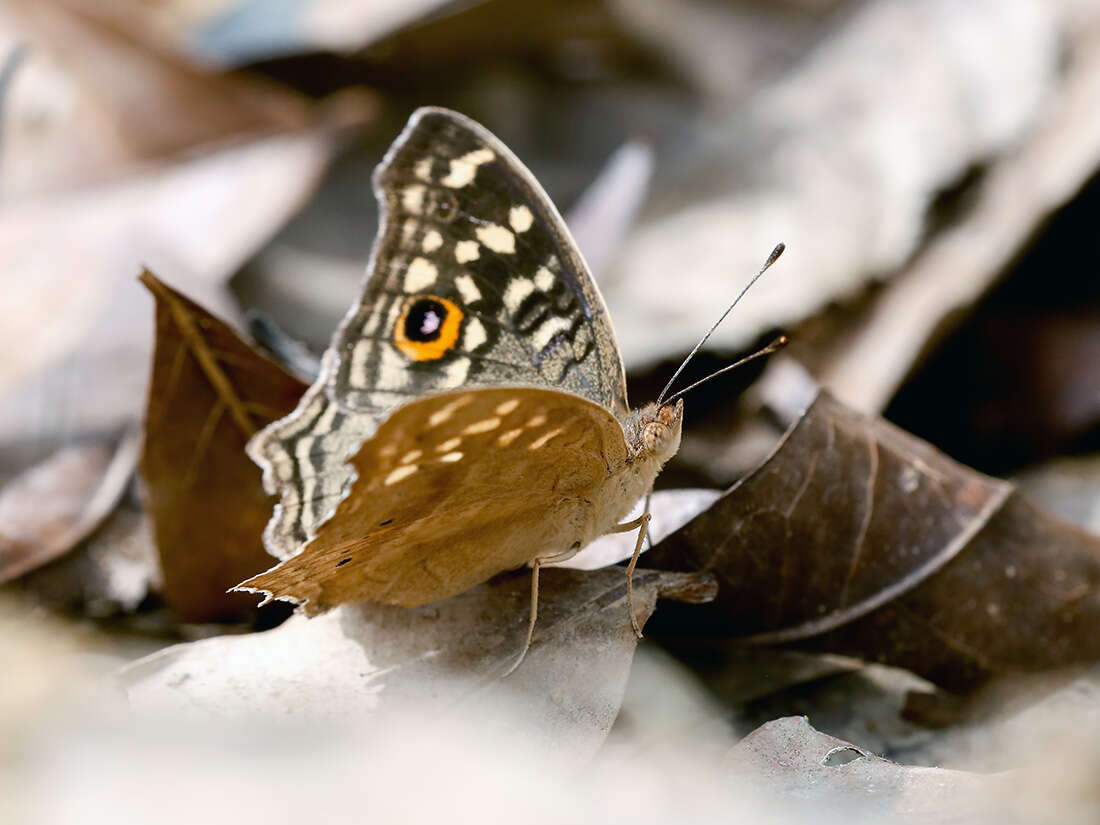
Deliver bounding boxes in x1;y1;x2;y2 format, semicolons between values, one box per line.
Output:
237;107;780;664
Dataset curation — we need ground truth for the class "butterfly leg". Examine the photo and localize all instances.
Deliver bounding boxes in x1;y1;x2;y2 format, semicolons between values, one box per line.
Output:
610;494;653;639
503;545;582;677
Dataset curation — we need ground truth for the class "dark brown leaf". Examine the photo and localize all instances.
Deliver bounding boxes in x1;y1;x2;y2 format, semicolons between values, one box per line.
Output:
645;389;1100;694
140;271;307;622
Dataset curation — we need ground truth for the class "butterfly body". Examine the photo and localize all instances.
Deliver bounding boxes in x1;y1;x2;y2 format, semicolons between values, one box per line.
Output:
241;108;681;614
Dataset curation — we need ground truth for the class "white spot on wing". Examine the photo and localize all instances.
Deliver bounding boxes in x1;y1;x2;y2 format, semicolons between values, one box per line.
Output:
525;413;547;428
463;318;487;351
350;340;372;387
439;452;463;463
503;278;535;313
436;437;462;452
443;357;470;388
385;465;418;485
476;224;515;254
404;257;438;292
314;402;339;435
534;267;554;292
455;273;481;302
414;157;433;181
509;205;534;233
402;185;425;214
300;477;316;529
529;427;565;450
463;417;501;435
441;148;494;188
532;316;573;350
497;428;523;446
362;305;383;336
378;345;411;388
428;393;475;427
422;230;443;252
495;399;520;415
455;240;480;263
401;449;422;464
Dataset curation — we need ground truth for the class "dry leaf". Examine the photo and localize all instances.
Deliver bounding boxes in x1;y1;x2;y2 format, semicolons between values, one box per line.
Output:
565;139;653;279
645;389;1100;694
100;0;465;66
801;7;1100;414
122;566;713;761
603;0;1057;366
727;716;1008;822
0;0;324;196
20;499;161;617
0;432;138;583
140;272;307;622
0;126;336;488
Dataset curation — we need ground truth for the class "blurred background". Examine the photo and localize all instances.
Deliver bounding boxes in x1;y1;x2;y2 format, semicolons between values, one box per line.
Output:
4;0;1100;821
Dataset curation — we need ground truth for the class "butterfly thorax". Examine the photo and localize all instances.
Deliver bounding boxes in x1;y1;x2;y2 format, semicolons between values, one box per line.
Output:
591;398;684;540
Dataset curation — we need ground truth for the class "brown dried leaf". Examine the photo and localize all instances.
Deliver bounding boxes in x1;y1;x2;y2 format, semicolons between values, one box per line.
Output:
0;433;138;583
121;566;709;761
140;271;307;622
645;389;1100;694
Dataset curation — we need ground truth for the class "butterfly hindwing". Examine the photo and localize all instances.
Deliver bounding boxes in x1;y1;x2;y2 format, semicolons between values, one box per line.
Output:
248;108;629;563
240;388;634;611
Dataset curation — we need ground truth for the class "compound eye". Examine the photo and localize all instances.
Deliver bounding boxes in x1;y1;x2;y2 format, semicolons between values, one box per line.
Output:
394;295;463;361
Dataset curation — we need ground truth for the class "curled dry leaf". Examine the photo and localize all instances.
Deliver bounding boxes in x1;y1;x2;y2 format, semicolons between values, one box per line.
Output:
802;3;1100;415
645;389;1100;694
726;716;1007;822
604;0;1057;366
0;432;139;583
20;500;161;617
140;272;307;622
101;0;466;66
121;566;714;762
0;0;322;196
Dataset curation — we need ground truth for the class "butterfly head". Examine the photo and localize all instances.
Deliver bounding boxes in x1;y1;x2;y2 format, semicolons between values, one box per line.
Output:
624;399;683;464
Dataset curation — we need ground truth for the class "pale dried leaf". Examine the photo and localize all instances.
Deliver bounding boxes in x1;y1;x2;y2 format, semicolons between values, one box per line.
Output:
0;432;138;582
566;139;654;279
727;716;1009;822
809;10;1100;412
604;0;1057;366
122;567;692;761
105;0;471;66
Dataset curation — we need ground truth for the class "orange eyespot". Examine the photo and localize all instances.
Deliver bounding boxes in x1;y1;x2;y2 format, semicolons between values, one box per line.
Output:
394;295;464;361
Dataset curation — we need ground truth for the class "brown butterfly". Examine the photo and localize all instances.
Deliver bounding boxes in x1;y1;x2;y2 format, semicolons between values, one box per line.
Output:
238;108;782;669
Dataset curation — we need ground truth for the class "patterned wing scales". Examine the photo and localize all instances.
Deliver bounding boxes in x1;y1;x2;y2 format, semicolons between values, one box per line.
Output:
331;107;627;413
248;107;628;562
240;388;632;612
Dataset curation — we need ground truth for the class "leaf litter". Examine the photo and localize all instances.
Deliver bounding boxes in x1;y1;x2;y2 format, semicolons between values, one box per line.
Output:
6;2;1100;823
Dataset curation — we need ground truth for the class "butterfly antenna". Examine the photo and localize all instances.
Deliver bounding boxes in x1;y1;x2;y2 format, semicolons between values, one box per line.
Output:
656;243;785;406
661;335;788;405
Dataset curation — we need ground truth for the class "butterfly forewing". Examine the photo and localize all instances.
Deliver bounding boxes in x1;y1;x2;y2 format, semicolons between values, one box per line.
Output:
240;388;630;611
331;108;627;413
249;108;630;562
